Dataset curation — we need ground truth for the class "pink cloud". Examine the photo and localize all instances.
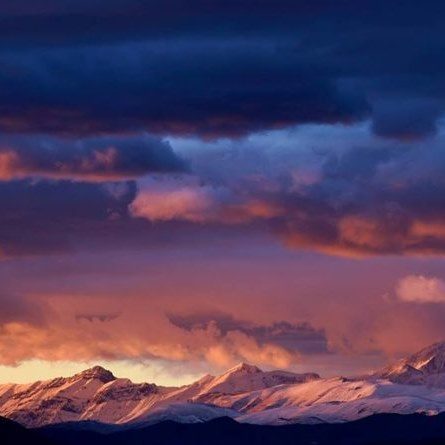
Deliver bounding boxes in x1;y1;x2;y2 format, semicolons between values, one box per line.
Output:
130;177;221;223
396;275;445;303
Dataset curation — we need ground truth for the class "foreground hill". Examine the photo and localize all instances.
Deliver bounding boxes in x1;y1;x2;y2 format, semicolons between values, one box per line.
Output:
0;416;52;445
4;341;445;427
3;412;445;445
37;413;445;445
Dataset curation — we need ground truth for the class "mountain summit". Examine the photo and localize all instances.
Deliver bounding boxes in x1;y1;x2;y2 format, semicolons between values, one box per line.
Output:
375;341;445;385
194;362;319;398
75;366;116;383
226;362;262;374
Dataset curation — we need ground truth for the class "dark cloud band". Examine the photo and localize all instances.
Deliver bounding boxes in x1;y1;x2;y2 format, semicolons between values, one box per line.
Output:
0;134;186;181
0;1;444;139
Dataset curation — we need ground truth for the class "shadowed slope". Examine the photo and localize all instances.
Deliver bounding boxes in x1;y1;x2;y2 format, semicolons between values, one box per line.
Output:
0;416;53;445
37;413;445;445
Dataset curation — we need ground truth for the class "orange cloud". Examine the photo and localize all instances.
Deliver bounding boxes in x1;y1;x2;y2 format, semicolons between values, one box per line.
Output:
130;181;219;223
130;177;283;225
0;294;300;370
411;220;445;238
279;213;445;258
0;147;124;182
0;150;20;180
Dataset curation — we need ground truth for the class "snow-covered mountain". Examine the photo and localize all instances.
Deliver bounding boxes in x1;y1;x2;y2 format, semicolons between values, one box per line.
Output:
0;366;173;427
0;362;318;427
374;341;445;386
194;362;319;398
3;342;445;428
236;377;445;424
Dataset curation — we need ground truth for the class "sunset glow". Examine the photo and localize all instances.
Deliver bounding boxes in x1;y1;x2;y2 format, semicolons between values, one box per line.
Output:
1;1;445;390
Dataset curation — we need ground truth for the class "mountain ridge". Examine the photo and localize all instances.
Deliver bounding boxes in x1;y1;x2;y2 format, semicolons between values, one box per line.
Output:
0;361;318;427
4;342;445;428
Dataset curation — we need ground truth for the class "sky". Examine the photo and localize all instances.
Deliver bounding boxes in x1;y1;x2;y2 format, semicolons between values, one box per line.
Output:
1;0;445;385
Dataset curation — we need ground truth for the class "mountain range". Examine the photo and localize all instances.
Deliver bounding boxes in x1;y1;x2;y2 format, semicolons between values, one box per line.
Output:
3;341;445;429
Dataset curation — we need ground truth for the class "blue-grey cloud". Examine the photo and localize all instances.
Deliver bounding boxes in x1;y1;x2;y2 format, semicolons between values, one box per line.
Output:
0;134;187;181
0;1;443;140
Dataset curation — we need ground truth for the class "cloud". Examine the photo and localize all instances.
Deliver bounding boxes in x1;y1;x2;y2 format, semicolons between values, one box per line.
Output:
75;312;120;323
124;139;445;257
168;311;328;355
0;41;369;138
0;295;306;369
0;134;186;182
1;2;445;259
0;2;443;139
372;98;442;141
0;294;46;325
0;178;137;257
271;142;445;256
396;275;445;303
4;250;445;373
0;1;441;48
0;173;269;259
130;176;283;224
130;177;224;223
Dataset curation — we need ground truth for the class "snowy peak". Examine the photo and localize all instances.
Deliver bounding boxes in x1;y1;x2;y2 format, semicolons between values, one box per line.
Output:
194;363;319;398
375;341;445;385
223;362;262;376
406;342;445;374
74;366;116;383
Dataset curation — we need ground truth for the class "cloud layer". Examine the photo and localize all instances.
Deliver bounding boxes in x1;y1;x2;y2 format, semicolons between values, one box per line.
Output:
0;1;444;139
129;136;445;257
0;295;321;369
0;135;186;181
